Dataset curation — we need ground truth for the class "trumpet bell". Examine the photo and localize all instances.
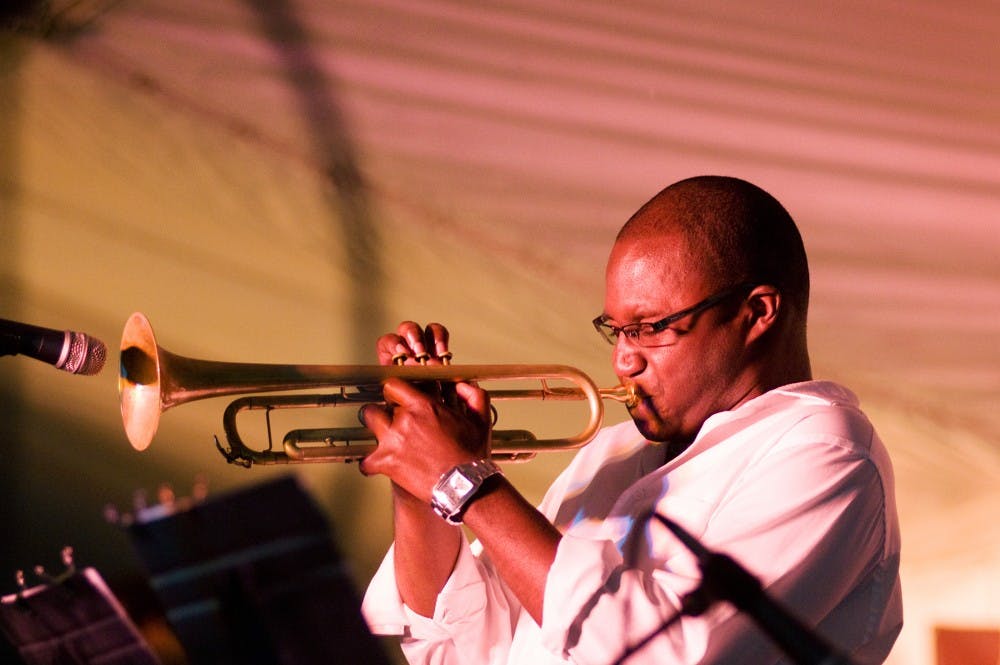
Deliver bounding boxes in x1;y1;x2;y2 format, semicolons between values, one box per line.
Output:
120;313;165;452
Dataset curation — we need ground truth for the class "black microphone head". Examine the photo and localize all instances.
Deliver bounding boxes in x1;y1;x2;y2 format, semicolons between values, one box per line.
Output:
57;331;107;375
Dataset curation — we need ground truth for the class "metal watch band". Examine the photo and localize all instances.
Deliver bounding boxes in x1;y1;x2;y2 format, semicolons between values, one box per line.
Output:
430;459;503;524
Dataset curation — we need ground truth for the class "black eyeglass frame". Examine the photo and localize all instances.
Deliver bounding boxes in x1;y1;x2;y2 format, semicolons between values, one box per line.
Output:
592;282;758;347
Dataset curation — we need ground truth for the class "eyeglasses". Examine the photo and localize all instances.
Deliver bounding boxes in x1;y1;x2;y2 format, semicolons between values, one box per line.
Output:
592;283;755;347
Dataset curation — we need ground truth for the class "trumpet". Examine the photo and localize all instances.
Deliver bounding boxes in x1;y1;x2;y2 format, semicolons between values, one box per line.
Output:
119;313;638;466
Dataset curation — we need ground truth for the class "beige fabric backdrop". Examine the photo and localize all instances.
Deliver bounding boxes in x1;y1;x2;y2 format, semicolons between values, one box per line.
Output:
2;2;998;663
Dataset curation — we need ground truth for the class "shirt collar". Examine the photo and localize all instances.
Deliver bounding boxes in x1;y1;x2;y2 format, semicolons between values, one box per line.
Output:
689;380;858;448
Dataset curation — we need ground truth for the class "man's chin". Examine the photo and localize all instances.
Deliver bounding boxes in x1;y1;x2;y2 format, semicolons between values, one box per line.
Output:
629;412;671;443
631;417;693;460
628;404;693;445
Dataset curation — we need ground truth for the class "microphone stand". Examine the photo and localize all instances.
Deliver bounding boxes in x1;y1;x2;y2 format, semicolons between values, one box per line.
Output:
650;513;857;665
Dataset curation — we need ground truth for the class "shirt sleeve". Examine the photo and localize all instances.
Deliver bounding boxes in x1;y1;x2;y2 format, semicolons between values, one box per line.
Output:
362;537;521;665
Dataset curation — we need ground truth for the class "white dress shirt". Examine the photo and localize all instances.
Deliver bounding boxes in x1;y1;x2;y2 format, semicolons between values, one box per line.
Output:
363;381;903;664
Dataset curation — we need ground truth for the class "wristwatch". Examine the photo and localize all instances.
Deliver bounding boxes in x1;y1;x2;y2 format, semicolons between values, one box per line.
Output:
430;459;503;524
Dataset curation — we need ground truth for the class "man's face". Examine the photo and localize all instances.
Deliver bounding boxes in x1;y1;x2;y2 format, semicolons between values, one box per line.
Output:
602;235;751;445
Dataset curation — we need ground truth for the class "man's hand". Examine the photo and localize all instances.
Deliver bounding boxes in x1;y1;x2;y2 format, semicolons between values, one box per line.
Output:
358;378;492;501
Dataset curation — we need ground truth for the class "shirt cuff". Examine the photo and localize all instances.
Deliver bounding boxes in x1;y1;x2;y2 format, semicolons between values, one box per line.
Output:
361;543;408;636
362;538;491;641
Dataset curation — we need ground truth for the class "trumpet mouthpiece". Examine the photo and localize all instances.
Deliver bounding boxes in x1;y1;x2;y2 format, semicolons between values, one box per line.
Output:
601;384;640;408
623;384;640;409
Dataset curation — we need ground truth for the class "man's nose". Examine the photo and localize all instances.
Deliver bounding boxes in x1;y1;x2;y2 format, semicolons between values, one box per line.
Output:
612;335;646;378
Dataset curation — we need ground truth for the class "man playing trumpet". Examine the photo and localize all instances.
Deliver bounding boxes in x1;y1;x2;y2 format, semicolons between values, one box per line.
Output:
359;176;902;664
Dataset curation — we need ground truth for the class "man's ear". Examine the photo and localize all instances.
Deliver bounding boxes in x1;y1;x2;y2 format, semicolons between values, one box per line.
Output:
744;286;781;346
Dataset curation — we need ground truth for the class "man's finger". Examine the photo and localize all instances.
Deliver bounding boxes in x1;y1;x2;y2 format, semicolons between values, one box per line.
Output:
397;320;429;362
424;323;451;361
455;382;491;423
376;334;409;365
381;377;431;408
359;402;393;435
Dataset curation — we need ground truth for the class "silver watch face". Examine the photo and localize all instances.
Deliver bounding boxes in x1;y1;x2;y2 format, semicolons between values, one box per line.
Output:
432;468;476;516
443;469;475;498
431;460;501;523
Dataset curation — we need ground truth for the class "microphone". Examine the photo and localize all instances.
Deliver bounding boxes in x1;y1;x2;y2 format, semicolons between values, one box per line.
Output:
654;513;856;665
0;317;107;375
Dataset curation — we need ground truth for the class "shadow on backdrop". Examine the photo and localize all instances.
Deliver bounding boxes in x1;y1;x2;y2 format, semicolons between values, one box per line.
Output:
1;3;395;661
241;0;392;607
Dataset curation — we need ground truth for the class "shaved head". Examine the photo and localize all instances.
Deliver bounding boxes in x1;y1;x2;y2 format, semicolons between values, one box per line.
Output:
617;176;809;321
